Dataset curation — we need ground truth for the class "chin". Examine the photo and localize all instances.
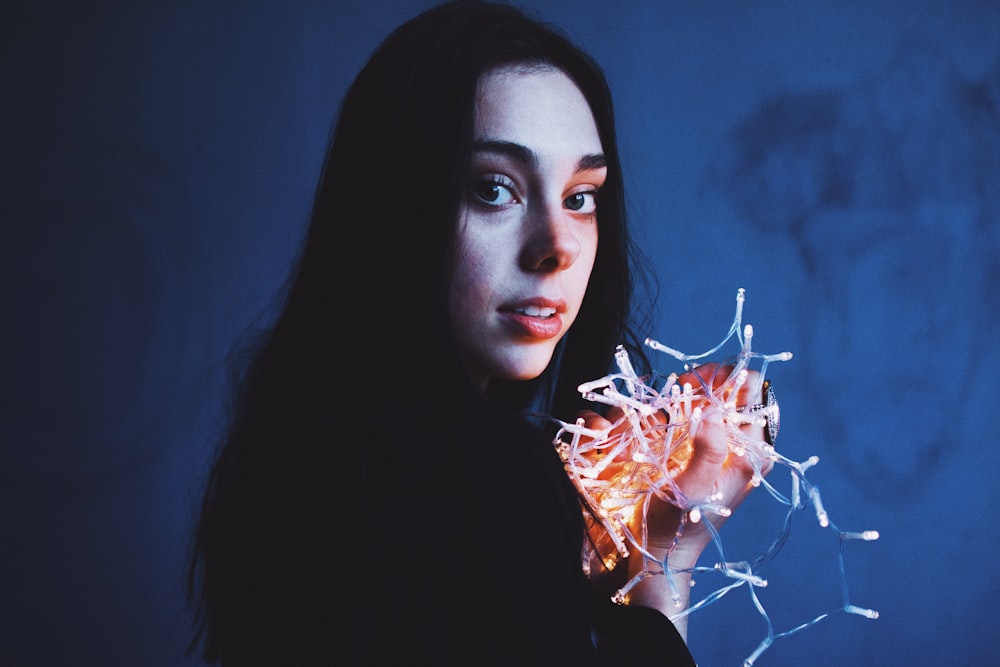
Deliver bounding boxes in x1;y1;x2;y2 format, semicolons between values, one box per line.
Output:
483;346;559;383
496;359;552;383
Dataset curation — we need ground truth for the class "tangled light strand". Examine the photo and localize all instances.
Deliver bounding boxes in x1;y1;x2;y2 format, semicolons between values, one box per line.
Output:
552;289;878;666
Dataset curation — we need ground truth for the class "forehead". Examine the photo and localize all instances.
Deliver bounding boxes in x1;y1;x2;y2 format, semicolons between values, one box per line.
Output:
473;64;603;153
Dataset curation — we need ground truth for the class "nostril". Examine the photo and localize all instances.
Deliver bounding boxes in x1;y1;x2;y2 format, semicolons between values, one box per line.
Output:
535;256;562;272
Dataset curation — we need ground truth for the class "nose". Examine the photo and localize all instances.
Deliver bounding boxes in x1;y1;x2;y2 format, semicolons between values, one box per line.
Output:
519;201;582;272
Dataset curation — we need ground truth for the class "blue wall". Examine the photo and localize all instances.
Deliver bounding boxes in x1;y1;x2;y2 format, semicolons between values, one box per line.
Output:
4;1;998;665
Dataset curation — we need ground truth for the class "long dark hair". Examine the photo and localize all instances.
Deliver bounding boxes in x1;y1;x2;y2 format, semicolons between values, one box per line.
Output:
188;1;651;661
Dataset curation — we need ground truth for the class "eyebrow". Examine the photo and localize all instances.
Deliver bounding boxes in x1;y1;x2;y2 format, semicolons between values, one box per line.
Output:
472;139;607;172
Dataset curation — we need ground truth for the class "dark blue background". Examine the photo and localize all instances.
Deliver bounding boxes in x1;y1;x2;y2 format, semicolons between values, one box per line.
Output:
4;1;998;665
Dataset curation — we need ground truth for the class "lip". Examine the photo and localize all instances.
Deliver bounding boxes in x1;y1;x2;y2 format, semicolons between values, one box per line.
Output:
499;298;567;340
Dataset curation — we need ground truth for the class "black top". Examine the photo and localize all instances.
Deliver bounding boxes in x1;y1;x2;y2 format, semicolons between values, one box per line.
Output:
207;382;695;666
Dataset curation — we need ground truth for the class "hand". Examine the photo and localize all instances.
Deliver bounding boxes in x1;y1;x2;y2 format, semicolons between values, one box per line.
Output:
648;362;774;567
573;363;774;633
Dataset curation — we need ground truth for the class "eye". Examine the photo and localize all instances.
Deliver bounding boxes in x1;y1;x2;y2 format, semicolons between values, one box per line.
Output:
472;175;517;207
564;190;598;214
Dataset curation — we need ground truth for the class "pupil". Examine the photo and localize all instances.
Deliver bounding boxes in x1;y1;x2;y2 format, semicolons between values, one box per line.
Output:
479;183;500;202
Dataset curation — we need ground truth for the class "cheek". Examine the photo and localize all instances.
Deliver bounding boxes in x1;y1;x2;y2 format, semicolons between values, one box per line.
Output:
575;239;599;295
449;237;492;313
452;214;511;291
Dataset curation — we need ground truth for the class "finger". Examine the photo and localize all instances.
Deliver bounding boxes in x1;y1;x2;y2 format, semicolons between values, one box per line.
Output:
574;409;612;431
674;413;729;503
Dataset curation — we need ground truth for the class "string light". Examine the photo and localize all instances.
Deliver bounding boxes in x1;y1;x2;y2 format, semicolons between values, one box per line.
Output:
552;288;878;665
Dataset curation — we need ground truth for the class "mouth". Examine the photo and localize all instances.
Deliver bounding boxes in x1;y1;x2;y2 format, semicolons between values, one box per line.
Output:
500;299;566;339
512;305;558;318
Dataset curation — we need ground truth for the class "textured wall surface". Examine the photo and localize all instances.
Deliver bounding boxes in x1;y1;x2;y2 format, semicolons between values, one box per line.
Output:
4;1;998;665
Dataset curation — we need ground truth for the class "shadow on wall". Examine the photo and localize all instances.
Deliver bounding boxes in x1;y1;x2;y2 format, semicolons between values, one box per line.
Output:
0;139;202;665
2;143;186;482
707;32;1000;499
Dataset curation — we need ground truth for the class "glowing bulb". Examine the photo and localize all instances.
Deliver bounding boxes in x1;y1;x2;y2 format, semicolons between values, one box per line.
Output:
845;605;880;619
843;530;880;541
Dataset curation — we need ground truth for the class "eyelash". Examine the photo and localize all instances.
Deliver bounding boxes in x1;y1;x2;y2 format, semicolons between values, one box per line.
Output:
471;174;518;208
564;190;599;215
471;175;601;216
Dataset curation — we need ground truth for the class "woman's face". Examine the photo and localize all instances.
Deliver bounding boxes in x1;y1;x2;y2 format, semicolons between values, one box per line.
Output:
450;64;605;390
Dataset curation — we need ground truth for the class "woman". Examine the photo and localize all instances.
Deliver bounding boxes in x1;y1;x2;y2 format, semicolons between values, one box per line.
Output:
189;1;765;664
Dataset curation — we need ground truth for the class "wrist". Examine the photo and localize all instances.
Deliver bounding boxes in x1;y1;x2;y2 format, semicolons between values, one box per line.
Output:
642;532;709;572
